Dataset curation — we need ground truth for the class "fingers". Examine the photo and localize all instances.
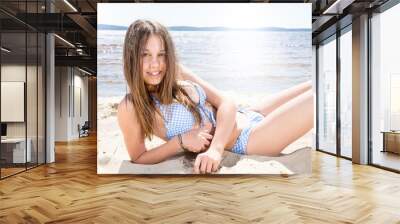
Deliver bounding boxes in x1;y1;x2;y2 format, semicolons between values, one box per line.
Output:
194;156;218;174
194;155;207;174
183;131;212;153
195;134;210;152
200;135;211;147
194;156;201;174
184;127;214;152
200;158;208;174
193;136;208;153
206;161;213;174
200;132;213;140
212;161;219;172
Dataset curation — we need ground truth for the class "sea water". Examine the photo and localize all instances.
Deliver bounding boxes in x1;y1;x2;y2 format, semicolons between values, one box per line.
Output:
97;30;311;99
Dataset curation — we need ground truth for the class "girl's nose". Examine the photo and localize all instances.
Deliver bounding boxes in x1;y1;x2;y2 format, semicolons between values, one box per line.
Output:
150;56;160;67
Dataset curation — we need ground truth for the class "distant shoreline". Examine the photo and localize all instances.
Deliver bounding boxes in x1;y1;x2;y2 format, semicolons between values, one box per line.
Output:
98;24;310;32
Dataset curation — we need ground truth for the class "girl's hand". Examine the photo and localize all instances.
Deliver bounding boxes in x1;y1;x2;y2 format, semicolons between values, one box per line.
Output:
194;148;222;174
181;125;213;153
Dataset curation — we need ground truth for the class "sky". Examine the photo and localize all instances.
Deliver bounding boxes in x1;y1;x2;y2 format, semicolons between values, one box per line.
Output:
98;3;311;29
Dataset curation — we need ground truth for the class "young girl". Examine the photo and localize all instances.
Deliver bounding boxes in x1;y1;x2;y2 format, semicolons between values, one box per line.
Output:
117;20;314;174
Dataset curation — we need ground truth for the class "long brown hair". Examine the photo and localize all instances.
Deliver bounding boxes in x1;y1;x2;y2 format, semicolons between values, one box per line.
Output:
123;19;202;140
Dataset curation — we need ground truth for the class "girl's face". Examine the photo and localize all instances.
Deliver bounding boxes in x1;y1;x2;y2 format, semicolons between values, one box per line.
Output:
141;35;167;88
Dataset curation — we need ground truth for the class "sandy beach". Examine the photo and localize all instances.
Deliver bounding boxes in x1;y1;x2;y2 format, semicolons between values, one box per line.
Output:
97;92;314;175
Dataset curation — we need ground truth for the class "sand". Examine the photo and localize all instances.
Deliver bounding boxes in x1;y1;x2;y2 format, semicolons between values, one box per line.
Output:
97;94;314;175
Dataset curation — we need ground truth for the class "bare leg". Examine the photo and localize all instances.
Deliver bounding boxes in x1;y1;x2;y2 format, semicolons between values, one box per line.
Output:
249;81;312;117
246;89;314;156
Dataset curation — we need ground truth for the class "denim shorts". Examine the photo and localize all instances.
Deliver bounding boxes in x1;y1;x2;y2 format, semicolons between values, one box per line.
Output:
230;107;264;155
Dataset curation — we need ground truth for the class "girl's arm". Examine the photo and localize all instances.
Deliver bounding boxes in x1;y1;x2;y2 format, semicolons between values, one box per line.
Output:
118;95;213;164
117;97;182;164
178;65;237;173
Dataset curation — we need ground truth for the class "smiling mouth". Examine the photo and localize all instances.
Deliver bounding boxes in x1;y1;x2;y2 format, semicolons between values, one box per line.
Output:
148;71;161;76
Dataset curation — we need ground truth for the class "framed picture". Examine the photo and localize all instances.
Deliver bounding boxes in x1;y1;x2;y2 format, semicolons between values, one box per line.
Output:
97;3;313;175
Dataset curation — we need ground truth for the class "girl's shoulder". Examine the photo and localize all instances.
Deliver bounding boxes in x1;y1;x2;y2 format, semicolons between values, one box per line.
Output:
117;94;137;119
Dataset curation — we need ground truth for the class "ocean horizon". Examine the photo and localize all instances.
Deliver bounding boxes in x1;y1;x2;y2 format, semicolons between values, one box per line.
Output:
98;29;312;98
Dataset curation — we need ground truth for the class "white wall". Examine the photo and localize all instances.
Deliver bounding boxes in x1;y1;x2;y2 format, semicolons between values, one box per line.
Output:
73;72;89;137
55;66;69;141
55;67;89;141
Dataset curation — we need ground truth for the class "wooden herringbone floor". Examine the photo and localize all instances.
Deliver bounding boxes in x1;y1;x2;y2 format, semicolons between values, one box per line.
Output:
1;135;400;223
